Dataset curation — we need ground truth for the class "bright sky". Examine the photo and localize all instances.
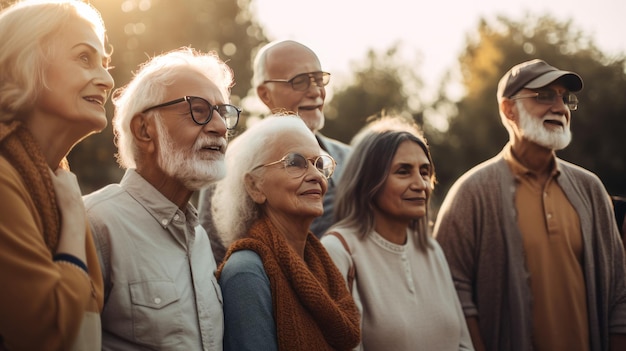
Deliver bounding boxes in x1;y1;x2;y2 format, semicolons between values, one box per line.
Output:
252;0;625;97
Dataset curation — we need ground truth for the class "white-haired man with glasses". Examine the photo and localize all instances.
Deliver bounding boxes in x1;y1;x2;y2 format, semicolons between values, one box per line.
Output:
434;59;626;351
83;47;239;350
199;40;350;262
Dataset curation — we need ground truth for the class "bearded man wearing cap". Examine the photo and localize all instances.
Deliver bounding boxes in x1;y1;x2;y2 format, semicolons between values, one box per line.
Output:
434;59;626;351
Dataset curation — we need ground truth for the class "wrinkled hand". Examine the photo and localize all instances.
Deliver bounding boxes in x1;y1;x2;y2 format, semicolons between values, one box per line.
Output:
49;168;87;260
49;168;83;211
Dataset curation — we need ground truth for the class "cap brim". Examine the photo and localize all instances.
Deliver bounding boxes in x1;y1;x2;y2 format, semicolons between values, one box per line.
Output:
525;71;583;92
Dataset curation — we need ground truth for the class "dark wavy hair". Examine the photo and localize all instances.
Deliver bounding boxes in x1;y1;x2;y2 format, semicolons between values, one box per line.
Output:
331;117;436;251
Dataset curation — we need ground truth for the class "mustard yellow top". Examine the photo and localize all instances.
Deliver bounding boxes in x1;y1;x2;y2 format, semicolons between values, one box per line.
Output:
0;155;103;350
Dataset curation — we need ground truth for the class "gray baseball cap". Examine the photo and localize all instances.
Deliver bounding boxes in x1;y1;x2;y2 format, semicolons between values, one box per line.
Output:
497;59;583;99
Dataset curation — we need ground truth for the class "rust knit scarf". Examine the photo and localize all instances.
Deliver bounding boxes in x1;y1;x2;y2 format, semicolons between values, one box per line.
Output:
217;217;360;350
0;120;66;252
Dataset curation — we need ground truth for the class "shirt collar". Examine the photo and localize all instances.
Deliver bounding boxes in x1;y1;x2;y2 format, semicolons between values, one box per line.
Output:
503;143;560;178
120;169;199;228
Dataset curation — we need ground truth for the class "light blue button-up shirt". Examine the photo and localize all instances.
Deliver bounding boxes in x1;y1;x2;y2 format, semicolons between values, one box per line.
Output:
84;169;223;350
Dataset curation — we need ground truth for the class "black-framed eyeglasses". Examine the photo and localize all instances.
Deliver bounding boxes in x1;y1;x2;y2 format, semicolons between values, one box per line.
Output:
263;71;330;91
142;96;241;130
250;152;336;179
510;90;579;111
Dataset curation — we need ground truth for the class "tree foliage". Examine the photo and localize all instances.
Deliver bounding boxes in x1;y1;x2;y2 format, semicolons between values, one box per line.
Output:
323;44;423;143
430;14;626;200
92;0;267;99
3;1;624;200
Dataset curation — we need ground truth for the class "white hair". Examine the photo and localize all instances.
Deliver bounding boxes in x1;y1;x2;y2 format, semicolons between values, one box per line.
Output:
112;47;233;169
251;40;318;90
153;116;226;190
211;114;314;246
251;40;281;89
516;100;571;150
500;99;572;150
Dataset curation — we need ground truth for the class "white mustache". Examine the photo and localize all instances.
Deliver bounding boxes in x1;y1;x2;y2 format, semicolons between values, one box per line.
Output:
542;113;567;124
194;137;227;152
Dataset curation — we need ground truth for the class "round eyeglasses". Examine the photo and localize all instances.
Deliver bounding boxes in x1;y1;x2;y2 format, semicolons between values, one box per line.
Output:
251;152;336;179
509;90;578;111
142;96;241;130
263;71;330;91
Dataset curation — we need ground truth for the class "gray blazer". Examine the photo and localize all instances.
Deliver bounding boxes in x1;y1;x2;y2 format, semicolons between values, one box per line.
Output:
310;133;351;237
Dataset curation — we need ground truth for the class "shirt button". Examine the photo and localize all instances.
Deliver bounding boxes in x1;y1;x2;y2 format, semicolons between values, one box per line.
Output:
547;213;552;220
161;219;168;226
154;297;161;304
174;214;180;221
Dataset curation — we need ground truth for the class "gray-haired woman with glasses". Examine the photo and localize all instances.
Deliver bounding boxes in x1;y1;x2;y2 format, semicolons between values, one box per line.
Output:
212;115;360;351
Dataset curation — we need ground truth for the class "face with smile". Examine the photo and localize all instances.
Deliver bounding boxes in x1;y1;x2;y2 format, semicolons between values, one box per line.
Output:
374;140;432;224
257;42;326;132
36;18;113;134
151;69;228;190
513;83;572;151
248;129;328;222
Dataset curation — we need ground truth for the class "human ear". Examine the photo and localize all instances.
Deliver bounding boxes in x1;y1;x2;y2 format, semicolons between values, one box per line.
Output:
257;85;272;106
130;113;156;153
501;99;516;122
244;172;267;204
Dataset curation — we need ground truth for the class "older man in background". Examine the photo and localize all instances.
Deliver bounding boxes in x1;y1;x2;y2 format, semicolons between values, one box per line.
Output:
199;40;350;262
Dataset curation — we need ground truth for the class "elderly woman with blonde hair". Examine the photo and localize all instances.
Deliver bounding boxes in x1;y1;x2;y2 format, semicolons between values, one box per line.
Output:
212;115;360;351
0;0;113;349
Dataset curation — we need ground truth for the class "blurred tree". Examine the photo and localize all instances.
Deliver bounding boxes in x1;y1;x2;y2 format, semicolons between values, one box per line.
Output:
429;14;626;202
92;0;267;100
67;0;268;193
323;43;424;143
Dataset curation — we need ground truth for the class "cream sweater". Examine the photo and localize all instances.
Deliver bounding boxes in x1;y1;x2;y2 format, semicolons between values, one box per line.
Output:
321;227;473;351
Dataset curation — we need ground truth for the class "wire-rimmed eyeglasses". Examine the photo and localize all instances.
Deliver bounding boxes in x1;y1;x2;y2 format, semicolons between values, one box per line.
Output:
250;152;336;179
142;96;241;130
509;90;579;111
263;71;330;91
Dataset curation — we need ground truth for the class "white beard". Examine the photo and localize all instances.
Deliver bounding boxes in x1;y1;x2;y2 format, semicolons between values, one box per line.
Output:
517;101;572;151
154;117;226;191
